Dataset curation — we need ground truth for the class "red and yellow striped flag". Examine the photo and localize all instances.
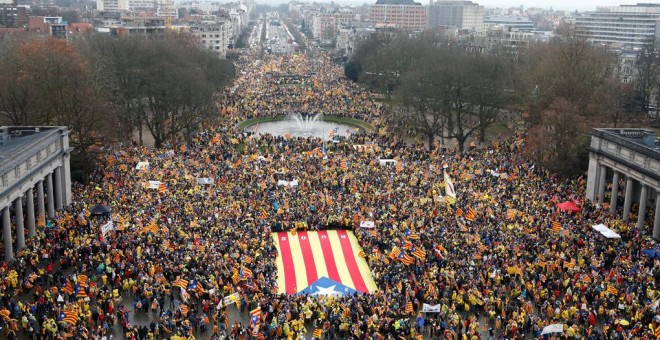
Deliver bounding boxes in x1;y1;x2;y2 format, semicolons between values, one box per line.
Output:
60;310;78;324
607;285;618;296
465;208;476;222
455;207;463;217
551;221;561;233
312;329;323;338
158;182;167;194
405;302;414;314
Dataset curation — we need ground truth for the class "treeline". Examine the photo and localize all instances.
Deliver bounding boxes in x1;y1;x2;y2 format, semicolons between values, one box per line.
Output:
0;34;235;175
346;25;650;175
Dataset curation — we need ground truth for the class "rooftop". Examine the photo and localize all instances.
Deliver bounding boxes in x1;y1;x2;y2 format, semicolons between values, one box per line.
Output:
595;128;660;154
0;127;65;174
374;0;421;5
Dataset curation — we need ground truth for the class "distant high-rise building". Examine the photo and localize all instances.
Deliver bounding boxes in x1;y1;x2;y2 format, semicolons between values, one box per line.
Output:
483;16;534;32
97;0;128;12
369;0;426;31
575;3;660;49
427;0;483;33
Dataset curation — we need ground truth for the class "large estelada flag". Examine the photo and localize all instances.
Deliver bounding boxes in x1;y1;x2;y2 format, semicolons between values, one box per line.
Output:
272;230;377;295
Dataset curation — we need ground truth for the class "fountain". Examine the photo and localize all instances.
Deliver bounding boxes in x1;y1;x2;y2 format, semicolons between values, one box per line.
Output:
290;113;322;134
243;112;366;140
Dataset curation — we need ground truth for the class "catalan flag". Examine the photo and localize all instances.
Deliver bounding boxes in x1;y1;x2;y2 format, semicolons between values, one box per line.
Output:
240;266;253;280
399;251;415;265
76;287;87;299
232;269;241;284
180;145;187;153
405;302;414;314
340;160;349;171
655;324;660;339
607;285;618;295
180;304;189;315
77;274;89;287
272;230;377;294
402;240;413;250
411;246;426;260
62;280;74;295
59;310;78;324
250;307;261;333
551;221;561;233
455;207;463;217
404;229;420;240
145;219;158;234
564;258;575;270
173;278;189;289
312;328;323;338
158;182;167;194
427;284;436;296
465;208;476;222
389;246;402;260
395;161;403;173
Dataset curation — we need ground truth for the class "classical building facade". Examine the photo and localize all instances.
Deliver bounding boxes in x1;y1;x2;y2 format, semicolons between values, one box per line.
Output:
0;126;72;261
585;128;660;236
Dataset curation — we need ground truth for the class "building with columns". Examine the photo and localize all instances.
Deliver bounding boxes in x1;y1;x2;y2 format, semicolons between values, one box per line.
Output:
585;128;660;236
0;126;72;262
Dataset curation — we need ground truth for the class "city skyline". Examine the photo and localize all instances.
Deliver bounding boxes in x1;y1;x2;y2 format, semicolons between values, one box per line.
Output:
255;0;641;11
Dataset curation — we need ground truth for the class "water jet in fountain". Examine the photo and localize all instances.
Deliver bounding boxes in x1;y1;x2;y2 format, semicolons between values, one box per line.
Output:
244;114;363;140
290;113;322;134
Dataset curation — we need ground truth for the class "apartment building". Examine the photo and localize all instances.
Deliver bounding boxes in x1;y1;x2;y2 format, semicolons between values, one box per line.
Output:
369;0;426;31
190;20;231;59
428;0;484;33
483;16;534;31
575;3;660;49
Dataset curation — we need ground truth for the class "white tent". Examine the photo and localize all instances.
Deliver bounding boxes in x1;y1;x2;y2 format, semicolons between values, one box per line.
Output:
592;224;621;239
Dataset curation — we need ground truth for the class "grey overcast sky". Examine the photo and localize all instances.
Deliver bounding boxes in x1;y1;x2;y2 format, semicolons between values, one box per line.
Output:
256;0;641;12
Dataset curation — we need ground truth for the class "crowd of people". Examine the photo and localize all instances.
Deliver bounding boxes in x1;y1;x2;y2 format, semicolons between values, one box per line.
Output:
0;48;659;340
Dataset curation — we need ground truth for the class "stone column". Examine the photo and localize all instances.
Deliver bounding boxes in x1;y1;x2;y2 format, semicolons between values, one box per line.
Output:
597;165;607;205
26;188;35;238
622;177;634;222
2;207;12;262
36;180;45;225
609;171;619;215
636;185;648;229
63;154;72;206
46;172;55;218
54;166;63;211
654;191;660;239
14;197;24;250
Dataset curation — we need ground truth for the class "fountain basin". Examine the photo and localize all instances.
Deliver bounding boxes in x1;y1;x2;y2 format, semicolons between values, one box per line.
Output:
240;115;373;140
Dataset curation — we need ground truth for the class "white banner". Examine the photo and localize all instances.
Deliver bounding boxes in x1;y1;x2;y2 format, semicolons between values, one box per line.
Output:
146;181;161;189
359;221;375;229
277;179;299;187
223;292;240;307
136;161;150;170
197;178;215;185
101;221;115;236
378;159;397;167
422;304;441;313
541;324;564;335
